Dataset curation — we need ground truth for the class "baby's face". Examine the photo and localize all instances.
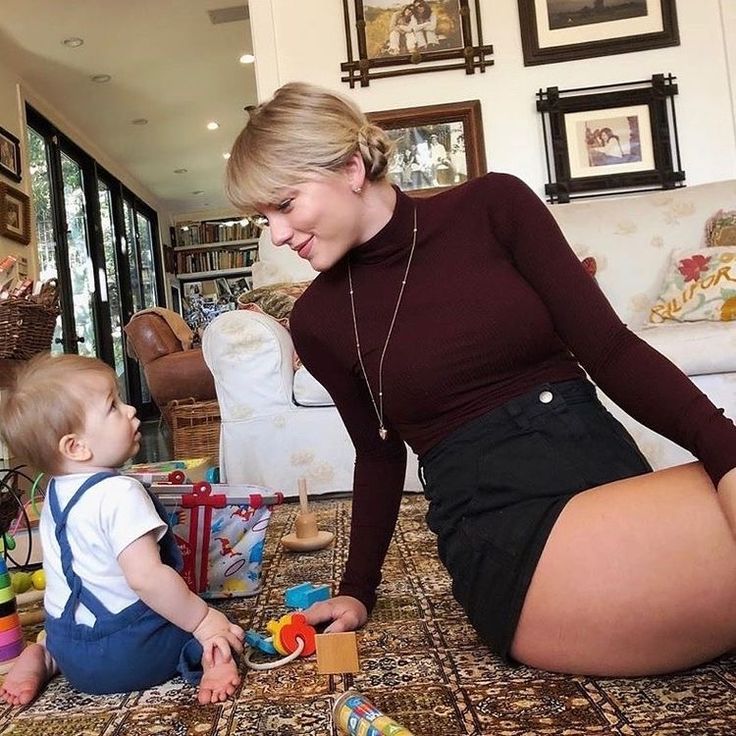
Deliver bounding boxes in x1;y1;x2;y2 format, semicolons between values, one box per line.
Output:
78;372;141;469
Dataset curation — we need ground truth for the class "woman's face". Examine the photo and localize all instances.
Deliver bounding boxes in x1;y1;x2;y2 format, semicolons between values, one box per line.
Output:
257;171;364;272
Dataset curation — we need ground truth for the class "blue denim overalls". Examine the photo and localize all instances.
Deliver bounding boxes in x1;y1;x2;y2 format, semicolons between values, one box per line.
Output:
44;472;203;694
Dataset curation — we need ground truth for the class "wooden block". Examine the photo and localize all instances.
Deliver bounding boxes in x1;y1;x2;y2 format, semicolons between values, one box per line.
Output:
315;632;360;674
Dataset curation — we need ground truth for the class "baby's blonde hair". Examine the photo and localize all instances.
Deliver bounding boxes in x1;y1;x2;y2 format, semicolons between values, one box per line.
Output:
225;82;395;213
0;353;117;475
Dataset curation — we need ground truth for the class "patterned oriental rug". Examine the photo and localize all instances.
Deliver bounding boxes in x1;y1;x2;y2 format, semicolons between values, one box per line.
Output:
2;494;736;735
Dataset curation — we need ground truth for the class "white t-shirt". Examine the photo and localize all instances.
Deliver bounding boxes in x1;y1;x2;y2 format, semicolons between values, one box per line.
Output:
40;473;167;626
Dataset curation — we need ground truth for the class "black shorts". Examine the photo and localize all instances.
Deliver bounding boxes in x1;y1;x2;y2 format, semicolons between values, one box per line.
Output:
417;378;652;661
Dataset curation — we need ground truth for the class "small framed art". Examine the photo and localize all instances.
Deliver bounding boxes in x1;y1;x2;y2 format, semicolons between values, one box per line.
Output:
0;127;22;183
0;183;31;245
518;0;679;66
368;99;486;197
341;0;493;87
536;74;684;203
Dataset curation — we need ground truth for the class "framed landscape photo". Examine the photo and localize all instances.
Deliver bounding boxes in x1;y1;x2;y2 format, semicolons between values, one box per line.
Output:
0;182;31;244
0;127;21;183
518;0;679;66
368;99;486;197
537;74;684;202
341;0;493;87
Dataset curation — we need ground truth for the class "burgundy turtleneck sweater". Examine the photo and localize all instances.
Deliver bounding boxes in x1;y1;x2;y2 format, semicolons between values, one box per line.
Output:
289;173;736;612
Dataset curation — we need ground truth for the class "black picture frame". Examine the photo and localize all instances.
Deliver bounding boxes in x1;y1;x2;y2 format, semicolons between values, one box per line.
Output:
0;127;21;183
536;74;684;203
368;99;486;197
0;182;32;245
518;0;679;66
341;0;493;88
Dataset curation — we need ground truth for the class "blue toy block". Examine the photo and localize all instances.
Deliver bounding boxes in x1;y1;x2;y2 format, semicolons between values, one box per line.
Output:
245;629;277;655
284;582;331;609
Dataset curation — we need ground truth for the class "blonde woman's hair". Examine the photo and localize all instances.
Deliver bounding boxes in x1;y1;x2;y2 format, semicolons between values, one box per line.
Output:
225;82;395;213
0;353;117;475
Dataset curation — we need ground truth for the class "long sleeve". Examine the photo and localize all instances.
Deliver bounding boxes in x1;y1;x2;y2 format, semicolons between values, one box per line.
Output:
492;175;736;486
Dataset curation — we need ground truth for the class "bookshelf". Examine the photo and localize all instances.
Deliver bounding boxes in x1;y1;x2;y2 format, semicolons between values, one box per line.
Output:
171;217;260;331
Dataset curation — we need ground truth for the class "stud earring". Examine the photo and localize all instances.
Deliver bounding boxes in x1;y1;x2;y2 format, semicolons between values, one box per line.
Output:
352;186;362;194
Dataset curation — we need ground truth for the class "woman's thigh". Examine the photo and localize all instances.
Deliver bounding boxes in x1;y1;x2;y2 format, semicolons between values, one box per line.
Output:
510;462;736;676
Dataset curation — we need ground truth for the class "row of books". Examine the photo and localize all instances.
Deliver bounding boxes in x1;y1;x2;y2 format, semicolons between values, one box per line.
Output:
173;219;260;247
177;247;256;274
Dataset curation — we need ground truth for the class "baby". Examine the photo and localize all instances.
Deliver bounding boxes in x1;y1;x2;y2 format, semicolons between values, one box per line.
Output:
0;353;244;705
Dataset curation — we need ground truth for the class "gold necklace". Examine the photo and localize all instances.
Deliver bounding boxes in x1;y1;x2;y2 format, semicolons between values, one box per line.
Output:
348;206;418;440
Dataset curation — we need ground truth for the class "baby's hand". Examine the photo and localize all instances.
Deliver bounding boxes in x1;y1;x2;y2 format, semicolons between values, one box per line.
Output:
200;633;244;667
193;607;244;662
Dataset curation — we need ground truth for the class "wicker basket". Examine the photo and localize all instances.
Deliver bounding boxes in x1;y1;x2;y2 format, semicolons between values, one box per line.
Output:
0;282;60;360
166;398;221;461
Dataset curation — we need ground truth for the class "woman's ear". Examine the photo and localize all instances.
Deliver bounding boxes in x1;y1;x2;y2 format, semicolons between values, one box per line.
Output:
58;433;92;463
344;151;366;192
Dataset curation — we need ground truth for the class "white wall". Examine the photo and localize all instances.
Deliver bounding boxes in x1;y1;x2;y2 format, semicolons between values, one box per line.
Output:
0;65;37;277
249;0;736;194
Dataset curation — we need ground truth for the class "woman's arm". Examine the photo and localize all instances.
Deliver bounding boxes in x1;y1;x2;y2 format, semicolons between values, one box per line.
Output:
490;174;736;487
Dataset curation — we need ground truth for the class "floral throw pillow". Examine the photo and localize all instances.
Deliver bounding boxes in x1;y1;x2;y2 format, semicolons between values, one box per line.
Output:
649;246;736;324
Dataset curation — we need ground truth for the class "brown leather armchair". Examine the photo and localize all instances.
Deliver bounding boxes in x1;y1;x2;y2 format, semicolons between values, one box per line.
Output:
123;309;216;417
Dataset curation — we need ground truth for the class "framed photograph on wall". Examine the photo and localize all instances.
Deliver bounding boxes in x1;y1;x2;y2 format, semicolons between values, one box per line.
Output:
537;74;684;202
0;182;31;244
368;99;487;197
0;127;21;183
518;0;679;66
341;0;493;87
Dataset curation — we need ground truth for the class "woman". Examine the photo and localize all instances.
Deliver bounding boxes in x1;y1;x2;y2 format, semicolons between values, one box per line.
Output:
225;82;736;677
387;5;417;55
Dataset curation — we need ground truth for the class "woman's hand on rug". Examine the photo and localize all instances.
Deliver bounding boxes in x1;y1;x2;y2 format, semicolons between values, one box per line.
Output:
302;596;367;633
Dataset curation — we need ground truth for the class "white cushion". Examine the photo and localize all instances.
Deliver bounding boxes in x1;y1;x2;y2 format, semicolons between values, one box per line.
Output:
634;321;736;375
293;366;334;407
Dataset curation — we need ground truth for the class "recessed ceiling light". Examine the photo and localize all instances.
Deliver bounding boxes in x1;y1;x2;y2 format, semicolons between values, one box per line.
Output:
62;37;84;48
131;118;148;126
173;168;188;174
222;152;231;159
206;121;220;130
90;74;112;83
192;190;204;195
239;53;255;64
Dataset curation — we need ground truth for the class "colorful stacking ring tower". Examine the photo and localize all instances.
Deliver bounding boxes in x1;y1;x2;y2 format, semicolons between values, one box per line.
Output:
0;559;24;668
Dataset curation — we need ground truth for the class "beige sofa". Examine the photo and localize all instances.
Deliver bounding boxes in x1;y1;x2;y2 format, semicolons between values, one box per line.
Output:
202;180;736;494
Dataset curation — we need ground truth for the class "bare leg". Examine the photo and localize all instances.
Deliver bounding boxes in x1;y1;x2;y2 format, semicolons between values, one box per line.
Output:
197;646;240;705
510;462;736;676
0;642;58;706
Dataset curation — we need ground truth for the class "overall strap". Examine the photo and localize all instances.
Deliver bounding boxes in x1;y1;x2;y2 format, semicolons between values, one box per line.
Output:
48;471;118;620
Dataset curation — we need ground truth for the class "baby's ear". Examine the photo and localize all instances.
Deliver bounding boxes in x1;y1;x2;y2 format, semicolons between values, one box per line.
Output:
58;433;92;463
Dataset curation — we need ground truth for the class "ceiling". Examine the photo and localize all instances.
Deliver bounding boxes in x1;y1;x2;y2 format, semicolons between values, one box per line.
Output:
0;0;258;215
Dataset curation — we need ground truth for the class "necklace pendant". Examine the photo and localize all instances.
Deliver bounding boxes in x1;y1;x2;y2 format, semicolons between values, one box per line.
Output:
379;427;388;440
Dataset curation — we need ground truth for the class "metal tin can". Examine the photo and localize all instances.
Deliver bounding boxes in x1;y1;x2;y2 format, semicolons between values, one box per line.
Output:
333;690;415;736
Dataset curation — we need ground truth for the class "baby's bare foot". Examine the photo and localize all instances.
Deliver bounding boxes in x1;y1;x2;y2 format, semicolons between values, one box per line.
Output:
197;650;240;705
0;643;56;706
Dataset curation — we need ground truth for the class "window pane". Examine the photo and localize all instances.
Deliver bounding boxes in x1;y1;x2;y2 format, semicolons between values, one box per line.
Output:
61;152;97;356
136;212;157;308
27;127;62;353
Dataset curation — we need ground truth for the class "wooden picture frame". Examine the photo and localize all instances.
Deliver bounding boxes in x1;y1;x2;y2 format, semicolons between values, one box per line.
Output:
341;0;493;87
0;183;31;245
537;74;684;203
0;127;21;183
518;0;679;66
368;99;486;197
